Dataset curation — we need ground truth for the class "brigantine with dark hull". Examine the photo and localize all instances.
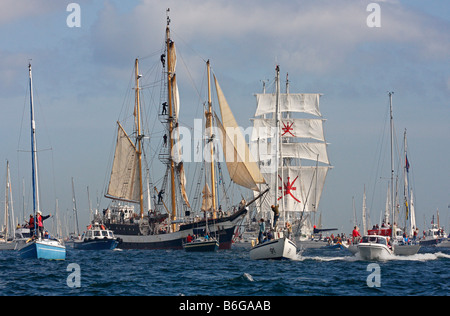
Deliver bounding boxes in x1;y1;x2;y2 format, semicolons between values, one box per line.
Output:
103;13;267;250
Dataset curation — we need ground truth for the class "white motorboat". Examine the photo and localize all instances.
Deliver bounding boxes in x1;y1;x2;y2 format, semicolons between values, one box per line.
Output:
0;227;32;250
357;235;392;260
420;222;446;247
250;233;297;260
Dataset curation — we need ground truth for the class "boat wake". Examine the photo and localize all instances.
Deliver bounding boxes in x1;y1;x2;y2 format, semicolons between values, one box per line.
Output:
383;251;450;262
293;251;450;262
294;253;359;262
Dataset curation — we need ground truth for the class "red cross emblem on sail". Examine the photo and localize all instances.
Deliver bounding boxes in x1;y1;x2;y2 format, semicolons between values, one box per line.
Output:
281;121;295;137
278;175;301;203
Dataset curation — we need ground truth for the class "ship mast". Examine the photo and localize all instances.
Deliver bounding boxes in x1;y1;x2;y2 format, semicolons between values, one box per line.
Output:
166;13;177;231
274;65;280;229
389;91;395;240
29;63;40;217
135;58;144;218
206;60;217;219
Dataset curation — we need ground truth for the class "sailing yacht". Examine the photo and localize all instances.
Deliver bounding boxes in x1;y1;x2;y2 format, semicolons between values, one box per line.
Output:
0;161;17;250
18;64;66;260
357;93;420;260
103;15;267;250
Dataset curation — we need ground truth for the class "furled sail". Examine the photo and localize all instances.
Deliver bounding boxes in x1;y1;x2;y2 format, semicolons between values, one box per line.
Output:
213;76;266;191
106;122;140;203
255;93;321;117
201;184;213;212
251;118;325;142
176;161;191;208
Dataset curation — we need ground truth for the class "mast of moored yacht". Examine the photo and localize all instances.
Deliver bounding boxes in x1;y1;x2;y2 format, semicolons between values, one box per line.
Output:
166;18;177;232
389;91;395;240
29;63;40;220
206;60;217;219
403;129;408;231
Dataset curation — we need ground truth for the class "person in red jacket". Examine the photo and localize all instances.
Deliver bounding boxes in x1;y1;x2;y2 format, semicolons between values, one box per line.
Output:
36;210;51;239
352;226;361;243
28;214;35;236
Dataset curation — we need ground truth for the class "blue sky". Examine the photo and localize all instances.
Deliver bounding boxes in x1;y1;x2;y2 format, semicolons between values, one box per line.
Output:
0;0;449;234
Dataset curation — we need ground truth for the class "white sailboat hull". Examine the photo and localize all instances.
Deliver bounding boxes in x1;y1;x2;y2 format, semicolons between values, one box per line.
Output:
348;244;359;254
0;242;16;250
393;243;421;256
250;237;297;260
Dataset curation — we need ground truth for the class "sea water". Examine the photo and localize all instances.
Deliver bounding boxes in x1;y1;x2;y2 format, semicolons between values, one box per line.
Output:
0;246;448;296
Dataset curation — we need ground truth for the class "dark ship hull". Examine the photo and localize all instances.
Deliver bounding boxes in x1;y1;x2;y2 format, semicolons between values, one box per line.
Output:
106;206;247;250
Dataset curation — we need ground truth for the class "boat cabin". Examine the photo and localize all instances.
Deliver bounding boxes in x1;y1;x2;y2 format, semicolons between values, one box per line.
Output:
361;235;389;246
81;223;116;241
424;224;445;238
15;227;32;239
103;203;136;224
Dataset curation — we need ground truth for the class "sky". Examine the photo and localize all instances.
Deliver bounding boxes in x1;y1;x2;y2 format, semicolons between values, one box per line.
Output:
0;0;449;235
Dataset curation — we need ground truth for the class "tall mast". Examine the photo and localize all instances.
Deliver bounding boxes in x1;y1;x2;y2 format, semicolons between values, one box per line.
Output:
71;177;79;236
29;63;40;217
389;91;395;239
274;65;281;228
166;15;177;231
403;128;408;230
4;161;9;240
135;58;144;219
206;60;217;219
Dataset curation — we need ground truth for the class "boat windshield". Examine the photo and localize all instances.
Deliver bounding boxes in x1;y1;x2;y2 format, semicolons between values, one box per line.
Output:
102;231;108;237
361;236;387;245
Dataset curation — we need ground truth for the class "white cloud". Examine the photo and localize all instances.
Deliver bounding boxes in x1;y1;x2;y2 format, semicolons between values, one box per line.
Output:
0;0;66;25
88;0;449;77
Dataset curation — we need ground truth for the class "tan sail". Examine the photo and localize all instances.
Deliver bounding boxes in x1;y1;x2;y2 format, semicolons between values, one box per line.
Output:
176;162;191;208
213;76;266;191
106;122;140;203
201;183;213;212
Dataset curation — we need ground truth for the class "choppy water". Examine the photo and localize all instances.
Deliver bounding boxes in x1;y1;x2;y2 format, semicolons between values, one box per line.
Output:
0;245;448;297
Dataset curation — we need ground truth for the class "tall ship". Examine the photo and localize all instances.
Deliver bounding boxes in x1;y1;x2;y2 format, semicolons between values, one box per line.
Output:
103;13;267;250
249;67;333;242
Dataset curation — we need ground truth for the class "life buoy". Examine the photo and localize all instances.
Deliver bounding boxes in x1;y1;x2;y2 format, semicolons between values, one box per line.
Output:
87;225;92;230
101;225;106;230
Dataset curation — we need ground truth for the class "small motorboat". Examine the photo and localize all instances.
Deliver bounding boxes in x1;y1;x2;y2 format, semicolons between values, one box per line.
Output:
250;232;297;260
357;235;392;260
183;236;219;252
72;222;119;250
